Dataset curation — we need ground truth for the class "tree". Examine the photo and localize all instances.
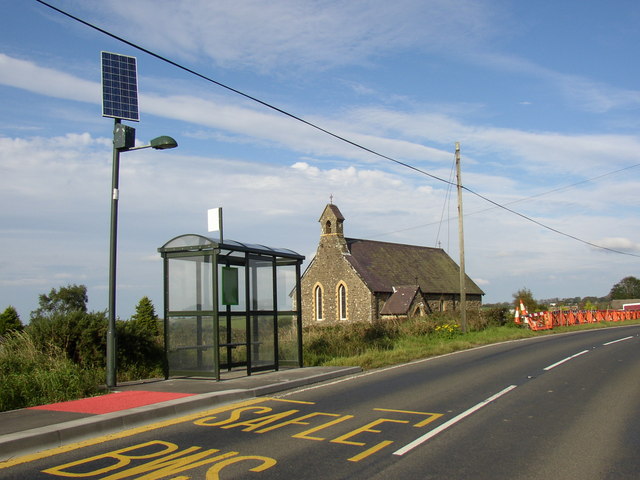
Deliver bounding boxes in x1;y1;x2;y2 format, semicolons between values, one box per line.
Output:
0;306;23;334
608;276;640;300
31;284;88;319
130;296;160;336
512;288;545;313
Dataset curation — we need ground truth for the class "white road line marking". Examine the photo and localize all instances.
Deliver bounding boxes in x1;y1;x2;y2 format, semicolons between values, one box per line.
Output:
603;336;633;346
393;385;517;456
543;350;589;371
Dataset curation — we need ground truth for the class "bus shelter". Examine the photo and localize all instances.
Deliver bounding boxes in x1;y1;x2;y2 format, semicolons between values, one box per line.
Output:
158;234;305;380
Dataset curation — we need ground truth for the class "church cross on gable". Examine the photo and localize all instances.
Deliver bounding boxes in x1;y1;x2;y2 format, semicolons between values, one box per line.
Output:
300;203;484;324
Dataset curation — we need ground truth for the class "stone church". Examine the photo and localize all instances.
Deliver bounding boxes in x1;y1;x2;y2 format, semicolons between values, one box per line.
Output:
300;203;484;324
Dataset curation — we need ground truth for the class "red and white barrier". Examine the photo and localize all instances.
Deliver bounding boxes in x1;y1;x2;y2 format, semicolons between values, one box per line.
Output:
519;309;640;331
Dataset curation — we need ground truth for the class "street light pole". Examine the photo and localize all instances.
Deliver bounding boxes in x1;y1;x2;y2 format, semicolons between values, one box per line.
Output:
106;120;177;388
106;119;123;389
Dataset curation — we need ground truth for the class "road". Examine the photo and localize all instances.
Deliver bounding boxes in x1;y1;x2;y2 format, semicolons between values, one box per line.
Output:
2;325;638;479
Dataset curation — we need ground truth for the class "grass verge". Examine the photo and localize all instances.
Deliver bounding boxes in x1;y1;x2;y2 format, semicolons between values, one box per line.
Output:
305;318;640;370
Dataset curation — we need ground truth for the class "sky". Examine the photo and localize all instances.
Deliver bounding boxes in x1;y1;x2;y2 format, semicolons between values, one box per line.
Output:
2;0;640;320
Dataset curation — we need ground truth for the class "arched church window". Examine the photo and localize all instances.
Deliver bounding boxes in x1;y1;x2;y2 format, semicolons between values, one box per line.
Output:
338;283;347;321
315;285;323;321
325;220;332;234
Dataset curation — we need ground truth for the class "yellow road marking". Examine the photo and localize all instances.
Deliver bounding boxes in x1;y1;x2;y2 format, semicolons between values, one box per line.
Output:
41;440;278;479
1;395;448;471
331;418;409;446
348;440;394;462
0;398;269;470
373;408;443;427
292;415;354;441
255;412;342;434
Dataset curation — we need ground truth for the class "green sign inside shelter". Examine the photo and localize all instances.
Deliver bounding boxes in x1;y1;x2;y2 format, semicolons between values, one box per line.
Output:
222;266;239;305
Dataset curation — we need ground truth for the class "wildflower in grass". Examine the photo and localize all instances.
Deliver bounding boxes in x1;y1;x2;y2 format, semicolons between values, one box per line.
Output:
434;323;461;339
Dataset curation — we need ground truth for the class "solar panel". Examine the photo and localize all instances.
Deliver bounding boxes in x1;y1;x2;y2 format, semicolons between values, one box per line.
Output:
101;51;140;122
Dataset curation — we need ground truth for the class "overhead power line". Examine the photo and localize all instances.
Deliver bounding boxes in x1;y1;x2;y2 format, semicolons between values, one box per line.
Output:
477;162;640;212
462;184;640;257
373;161;640;246
34;0;640;259
34;0;451;187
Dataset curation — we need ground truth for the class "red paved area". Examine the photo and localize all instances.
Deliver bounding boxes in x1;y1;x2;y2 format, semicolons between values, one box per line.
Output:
28;391;195;415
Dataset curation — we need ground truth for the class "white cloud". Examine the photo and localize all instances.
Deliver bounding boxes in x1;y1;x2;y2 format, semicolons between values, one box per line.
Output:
4;52;639;191
1;126;637;316
1;54;637;264
0;53;99;103
474;52;640;113
0;130;454;315
291;162;320;177
84;0;498;72
73;0;640;116
594;237;640;254
553;73;640;114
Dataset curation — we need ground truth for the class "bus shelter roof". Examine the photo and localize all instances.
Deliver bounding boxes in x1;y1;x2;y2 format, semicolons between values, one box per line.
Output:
158;234;304;260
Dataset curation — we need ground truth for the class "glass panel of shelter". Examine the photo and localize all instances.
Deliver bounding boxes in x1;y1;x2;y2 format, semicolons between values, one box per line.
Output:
167;256;213;312
166;255;215;376
248;255;276;371
275;262;299;367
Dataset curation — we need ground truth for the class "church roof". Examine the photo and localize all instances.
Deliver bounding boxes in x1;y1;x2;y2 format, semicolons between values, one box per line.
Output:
344;238;484;296
318;203;344;222
379;285;421;315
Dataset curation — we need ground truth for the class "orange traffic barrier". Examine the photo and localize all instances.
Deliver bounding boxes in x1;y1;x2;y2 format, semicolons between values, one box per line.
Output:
518;309;640;330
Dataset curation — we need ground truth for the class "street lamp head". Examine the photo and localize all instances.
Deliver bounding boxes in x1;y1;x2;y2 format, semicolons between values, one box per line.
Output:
150;136;178;150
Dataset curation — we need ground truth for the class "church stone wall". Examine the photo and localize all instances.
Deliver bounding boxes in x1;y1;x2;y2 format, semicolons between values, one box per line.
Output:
424;294;483;313
301;235;374;324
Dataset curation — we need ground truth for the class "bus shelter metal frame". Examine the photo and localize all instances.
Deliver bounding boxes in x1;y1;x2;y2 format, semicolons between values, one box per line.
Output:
158;234;305;380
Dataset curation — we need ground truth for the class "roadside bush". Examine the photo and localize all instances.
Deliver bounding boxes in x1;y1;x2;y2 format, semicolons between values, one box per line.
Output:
26;309;164;379
28;311;108;367
479;306;511;328
0;331;103;411
0;285;166;410
397;317;436;336
116;319;164;381
303;321;398;366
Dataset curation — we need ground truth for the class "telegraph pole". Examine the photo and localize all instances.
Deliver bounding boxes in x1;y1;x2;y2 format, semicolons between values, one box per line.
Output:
456;142;467;333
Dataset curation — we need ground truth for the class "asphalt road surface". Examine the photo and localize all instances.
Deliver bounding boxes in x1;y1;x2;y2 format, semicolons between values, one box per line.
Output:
2;324;638;479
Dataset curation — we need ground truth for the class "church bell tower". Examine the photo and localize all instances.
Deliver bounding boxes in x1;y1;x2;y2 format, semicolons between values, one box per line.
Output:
318;202;348;252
